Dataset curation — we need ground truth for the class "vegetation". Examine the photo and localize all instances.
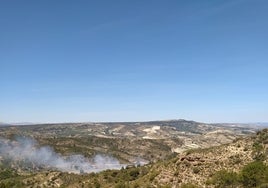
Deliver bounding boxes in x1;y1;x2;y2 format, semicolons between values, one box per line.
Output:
208;161;268;188
240;161;268;187
0;122;265;187
207;170;239;187
0;166;24;188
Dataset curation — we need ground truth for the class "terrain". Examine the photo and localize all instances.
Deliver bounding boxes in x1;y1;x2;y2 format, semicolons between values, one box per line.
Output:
0;119;263;187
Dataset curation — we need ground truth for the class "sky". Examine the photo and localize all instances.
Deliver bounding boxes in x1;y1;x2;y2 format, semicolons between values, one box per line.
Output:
0;0;268;123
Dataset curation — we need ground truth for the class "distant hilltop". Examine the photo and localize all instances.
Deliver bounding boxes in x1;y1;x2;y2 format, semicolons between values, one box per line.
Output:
1;119;268;127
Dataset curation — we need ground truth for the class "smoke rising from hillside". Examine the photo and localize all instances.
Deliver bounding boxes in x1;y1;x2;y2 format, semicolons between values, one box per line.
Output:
0;137;124;173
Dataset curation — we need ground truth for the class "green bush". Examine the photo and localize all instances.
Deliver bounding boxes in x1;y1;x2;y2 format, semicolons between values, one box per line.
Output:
208;170;238;188
192;167;200;174
0;169;14;180
240;161;268;187
128;168;140;180
252;142;266;161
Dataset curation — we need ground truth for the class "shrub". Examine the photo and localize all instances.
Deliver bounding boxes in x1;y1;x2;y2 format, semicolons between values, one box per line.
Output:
192;167;200;174
128;168;140;180
208;170;238;188
240;161;268;187
252;142;266;161
0;169;14;180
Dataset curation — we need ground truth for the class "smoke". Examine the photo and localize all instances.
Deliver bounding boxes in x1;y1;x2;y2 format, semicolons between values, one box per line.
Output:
0;137;125;173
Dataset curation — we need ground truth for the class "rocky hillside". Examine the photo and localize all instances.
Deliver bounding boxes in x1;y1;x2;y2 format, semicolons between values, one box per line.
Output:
136;128;268;187
0;122;265;188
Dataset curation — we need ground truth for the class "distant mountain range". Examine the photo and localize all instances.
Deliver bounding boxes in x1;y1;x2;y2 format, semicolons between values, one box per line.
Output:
0;122;36;126
0;122;11;126
1;120;268;128
250;122;268;127
0;119;268;127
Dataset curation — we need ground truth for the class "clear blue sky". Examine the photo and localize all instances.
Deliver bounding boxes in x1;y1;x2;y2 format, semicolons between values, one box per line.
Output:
1;0;267;123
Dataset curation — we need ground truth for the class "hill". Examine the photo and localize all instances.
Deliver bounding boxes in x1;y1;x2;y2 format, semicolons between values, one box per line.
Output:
0;120;264;187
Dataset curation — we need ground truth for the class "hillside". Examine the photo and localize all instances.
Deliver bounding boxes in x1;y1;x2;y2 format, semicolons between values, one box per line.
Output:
0;120;265;187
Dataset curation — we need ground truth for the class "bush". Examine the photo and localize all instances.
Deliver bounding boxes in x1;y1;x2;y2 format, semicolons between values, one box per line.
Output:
192;167;200;174
252;142;266;161
0;169;14;180
128;168;140;180
208;170;238;188
240;161;268;187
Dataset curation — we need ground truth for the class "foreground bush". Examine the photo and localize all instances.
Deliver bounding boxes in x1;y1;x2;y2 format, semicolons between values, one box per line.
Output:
208;161;268;187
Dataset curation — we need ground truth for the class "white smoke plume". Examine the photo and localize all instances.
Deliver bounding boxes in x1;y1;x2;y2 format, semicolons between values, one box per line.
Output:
0;137;125;173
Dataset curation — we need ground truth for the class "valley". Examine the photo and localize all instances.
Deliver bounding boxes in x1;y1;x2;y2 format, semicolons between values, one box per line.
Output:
0;119;262;187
